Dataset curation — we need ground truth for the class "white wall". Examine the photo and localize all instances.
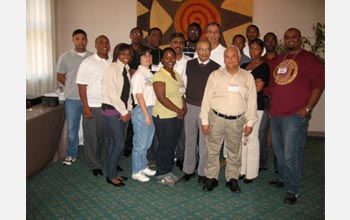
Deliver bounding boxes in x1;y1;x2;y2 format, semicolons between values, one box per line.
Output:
55;0;137;55
55;0;325;133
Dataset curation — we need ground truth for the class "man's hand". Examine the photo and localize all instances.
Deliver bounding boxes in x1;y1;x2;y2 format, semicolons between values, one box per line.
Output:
202;125;210;135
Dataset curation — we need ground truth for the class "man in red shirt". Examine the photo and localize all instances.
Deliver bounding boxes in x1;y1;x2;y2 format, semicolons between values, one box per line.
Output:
268;28;324;205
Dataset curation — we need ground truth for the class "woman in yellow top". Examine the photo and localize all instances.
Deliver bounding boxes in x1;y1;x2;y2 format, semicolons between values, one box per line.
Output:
152;47;187;186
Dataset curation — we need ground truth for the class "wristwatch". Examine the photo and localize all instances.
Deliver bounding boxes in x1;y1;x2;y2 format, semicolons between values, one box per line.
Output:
305;107;312;113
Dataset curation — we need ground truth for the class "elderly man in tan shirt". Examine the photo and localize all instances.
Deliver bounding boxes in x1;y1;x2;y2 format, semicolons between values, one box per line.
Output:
199;46;258;193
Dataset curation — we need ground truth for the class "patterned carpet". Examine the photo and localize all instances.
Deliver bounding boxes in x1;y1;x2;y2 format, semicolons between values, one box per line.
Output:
27;136;324;220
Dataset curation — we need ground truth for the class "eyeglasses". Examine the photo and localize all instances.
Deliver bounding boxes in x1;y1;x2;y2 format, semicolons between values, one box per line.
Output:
196;48;211;52
132;32;142;36
189;30;200;34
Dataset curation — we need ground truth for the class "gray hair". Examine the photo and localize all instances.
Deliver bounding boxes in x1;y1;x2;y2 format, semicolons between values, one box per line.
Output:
227;45;241;59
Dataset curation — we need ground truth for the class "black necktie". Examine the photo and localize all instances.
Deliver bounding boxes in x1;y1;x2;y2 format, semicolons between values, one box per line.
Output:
120;66;130;108
199;63;205;68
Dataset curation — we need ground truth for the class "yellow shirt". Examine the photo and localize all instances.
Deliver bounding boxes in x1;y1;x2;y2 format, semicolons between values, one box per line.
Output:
152;68;185;119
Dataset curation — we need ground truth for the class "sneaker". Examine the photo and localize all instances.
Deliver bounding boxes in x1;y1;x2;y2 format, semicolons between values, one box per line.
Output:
62;156;76;166
141;167;156;176
132;171;150;182
168;172;180;183
156;173;175;187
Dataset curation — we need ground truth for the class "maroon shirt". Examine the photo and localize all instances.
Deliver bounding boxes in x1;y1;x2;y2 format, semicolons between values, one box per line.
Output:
269;49;325;116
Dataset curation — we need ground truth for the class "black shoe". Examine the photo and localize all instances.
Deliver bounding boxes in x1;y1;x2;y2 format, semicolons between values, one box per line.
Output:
283;192;297;205
198;175;206;184
226;178;241;193
202;178;218;191
117;176;128;181
106;177;125;187
117;165;124;172
243;178;254;184
176;159;184;170
259;167;268;172
181;173;195;181
269;180;285;188
239;175;245;180
92;169;103;176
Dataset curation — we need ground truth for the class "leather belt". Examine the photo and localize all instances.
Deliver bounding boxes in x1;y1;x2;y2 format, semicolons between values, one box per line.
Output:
212;109;242;120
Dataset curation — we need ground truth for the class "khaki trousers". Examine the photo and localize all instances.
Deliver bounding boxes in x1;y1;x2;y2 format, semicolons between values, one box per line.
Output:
205;111;245;181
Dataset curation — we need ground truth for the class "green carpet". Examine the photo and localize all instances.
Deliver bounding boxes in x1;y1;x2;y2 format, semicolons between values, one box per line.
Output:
27;136;324;220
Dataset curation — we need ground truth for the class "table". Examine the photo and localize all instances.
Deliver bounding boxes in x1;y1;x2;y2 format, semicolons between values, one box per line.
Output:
26;104;68;178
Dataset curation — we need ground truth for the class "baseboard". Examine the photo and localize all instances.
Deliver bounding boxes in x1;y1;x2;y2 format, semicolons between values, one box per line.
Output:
307;131;325;137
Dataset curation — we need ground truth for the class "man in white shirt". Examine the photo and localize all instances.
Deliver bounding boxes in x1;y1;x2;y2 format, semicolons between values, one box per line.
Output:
169;32;191;171
205;21;226;67
76;35;112;177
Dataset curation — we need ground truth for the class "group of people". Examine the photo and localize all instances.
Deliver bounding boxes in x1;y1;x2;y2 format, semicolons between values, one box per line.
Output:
56;21;324;205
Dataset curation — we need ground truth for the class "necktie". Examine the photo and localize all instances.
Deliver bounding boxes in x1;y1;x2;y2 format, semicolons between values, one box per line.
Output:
199;63;205;68
120;66;130;108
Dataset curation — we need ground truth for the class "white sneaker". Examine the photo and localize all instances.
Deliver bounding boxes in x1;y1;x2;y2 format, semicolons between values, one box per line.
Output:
132;171;150;182
141;167;156;176
62;156;76;166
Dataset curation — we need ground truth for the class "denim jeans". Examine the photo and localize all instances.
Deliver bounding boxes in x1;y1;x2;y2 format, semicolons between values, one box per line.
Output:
131;106;155;174
102;114;126;180
270;113;309;194
64;99;83;157
153;116;183;176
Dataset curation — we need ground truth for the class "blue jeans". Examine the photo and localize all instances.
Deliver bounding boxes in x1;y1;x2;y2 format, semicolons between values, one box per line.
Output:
64;99;82;157
153;116;183;176
102;114;126;180
270;113;309;194
131;106;155;174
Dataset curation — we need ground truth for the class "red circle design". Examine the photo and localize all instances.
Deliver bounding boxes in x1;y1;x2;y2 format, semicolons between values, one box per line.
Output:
174;0;221;39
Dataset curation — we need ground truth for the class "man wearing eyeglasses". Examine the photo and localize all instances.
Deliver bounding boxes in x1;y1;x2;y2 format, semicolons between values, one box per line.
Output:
181;39;220;185
183;22;202;58
128;27;147;77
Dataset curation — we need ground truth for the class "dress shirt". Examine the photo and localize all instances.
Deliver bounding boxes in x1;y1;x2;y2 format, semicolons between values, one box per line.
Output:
76;53;112;107
101;59;132;116
174;53;191;87
200;67;258;127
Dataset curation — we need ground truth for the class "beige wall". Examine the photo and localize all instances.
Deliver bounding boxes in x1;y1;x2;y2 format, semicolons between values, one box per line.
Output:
55;0;325;133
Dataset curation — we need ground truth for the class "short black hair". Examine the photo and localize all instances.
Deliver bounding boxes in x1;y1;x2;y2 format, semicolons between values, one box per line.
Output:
137;46;152;58
72;29;87;37
232;34;246;43
285;27;302;37
246;24;260;34
112;43;133;62
130;27;142;34
170;32;185;41
263;32;277;42
161;47;176;58
249;38;264;50
148;27;162;36
187;22;201;32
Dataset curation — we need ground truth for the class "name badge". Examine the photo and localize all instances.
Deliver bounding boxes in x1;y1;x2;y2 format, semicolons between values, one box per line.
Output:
228;84;239;92
277;67;288;74
151;64;161;72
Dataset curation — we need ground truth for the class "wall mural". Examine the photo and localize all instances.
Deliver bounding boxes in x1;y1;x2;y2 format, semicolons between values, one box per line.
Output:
137;0;253;48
